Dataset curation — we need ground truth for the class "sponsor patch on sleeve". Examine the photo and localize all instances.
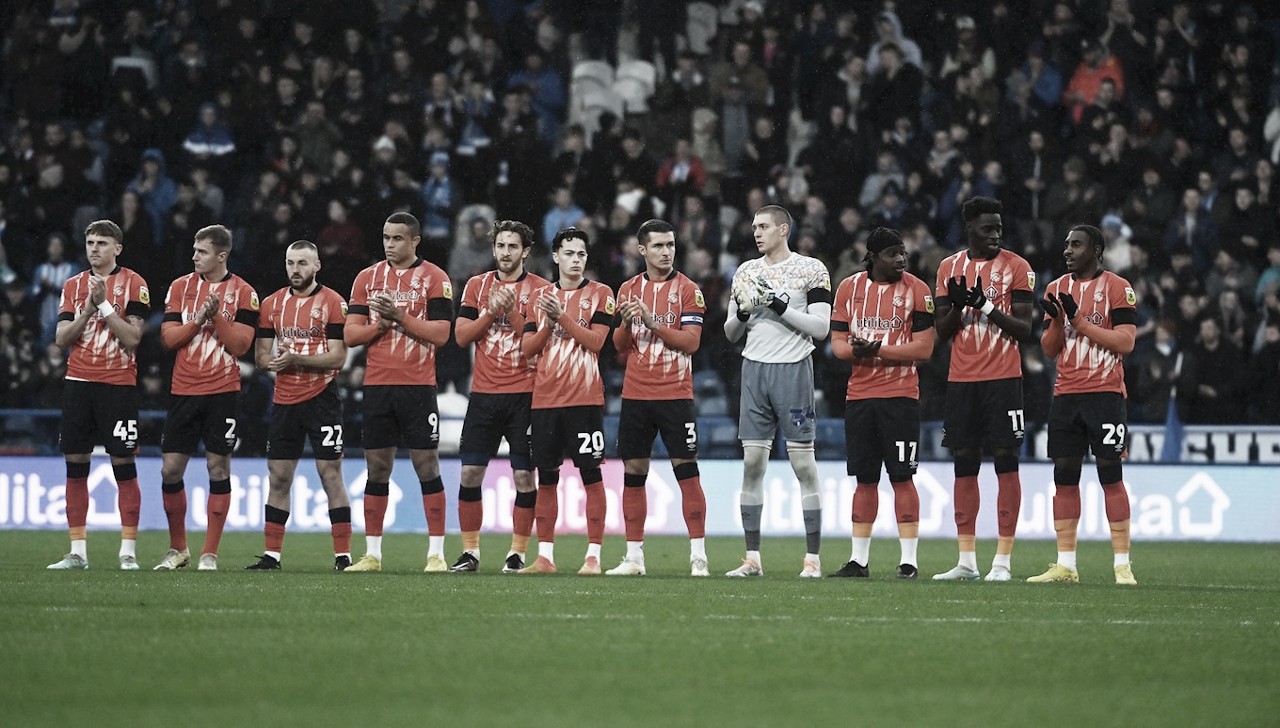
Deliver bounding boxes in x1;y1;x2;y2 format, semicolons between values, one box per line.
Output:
1027;271;1036;290
604;296;616;315
442;281;453;300
1124;286;1136;306
694;289;705;308
249;290;260;310
924;295;935;314
139;286;151;306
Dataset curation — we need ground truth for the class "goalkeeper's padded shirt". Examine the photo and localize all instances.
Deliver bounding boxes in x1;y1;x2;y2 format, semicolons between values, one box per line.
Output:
736;252;832;364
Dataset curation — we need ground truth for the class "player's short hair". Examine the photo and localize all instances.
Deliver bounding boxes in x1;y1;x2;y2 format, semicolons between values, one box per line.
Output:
1070;224;1105;254
492;219;535;248
552;226;589;251
84;219;123;244
195;224;233;252
385;211;421;238
755;204;793;230
961;196;1003;222
287;240;319;255
636;219;674;245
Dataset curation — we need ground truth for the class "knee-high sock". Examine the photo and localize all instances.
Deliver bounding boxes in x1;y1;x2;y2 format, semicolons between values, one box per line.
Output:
421;477;446;537
676;470;706;539
114;463;141;542
458;484;483;551
1103;481;1131;555
584;480;606;545
740;445;769;552
789;443;821;556
1052;485;1081;555
995;471;1021;538
65;461;90;544
954;475;980;537
162;480;188;550
329;506;352;555
202;478;232;556
535;469;560;547
511;489;536;555
622;472;647;542
363;482;389;538
264;504;288;554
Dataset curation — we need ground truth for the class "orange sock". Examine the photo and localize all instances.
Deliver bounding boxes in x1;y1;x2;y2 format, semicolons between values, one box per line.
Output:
113;463;140;541
162;482;188;550
892;480;919;523
853;483;879;524
511;489;536;554
623;473;646;541
677;476;706;539
65;461;89;541
459;486;483;551
953;475;980;536
202;478;232;556
535;485;558;544
421;477;446;537
996;471;1021;538
584;481;606;545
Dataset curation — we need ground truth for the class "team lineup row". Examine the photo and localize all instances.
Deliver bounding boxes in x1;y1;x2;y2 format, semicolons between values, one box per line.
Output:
45;197;1138;585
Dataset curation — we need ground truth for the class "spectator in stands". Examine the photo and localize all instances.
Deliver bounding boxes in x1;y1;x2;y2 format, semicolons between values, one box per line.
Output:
655;138;707;214
863;42;924;134
1253;318;1280;423
542;185;585;248
125;148;177;246
1163;187;1219;274
710;40;769;107
1183;315;1246;424
29;232;80;349
506;49;565;146
1062;37;1125;125
422;151;457;265
182;102;236;177
866;10;922;75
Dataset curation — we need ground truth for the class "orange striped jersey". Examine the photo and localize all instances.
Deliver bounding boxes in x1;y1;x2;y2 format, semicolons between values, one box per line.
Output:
832;271;934;401
526;279;616;409
1044;271;1137;396
163;272;259;395
58;266;151;386
259;285;348;405
935;248;1034;382
348;258;453;386
615;271;706;400
458;270;550;394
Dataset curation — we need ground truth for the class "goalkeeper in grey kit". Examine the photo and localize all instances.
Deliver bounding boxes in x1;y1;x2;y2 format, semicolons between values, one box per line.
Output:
723;205;833;578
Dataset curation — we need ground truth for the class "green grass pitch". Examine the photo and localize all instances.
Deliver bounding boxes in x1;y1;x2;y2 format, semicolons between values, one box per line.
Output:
2;530;1277;727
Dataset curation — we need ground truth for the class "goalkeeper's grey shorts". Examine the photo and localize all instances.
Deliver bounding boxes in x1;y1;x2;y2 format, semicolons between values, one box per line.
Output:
738;358;817;443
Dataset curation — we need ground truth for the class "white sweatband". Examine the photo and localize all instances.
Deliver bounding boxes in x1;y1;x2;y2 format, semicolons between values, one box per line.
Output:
980;300;995;316
97;301;116;318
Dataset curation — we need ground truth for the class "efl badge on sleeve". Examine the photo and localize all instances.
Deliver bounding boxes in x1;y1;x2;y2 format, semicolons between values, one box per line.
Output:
250;291;261;310
694;289;705;308
139;286;151;306
924;295;935;314
442;281;453;300
340;302;349;317
604;297;616;315
1125;287;1136;305
1026;272;1036;290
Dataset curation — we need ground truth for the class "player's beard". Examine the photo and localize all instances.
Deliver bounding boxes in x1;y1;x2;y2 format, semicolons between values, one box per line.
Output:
290;273;315;293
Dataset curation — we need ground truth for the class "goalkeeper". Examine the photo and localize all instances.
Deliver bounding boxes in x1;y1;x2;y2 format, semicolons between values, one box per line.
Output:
722;205;832;579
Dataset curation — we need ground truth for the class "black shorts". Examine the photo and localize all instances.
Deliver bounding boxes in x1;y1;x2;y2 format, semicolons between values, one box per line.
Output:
531;405;606;470
942;378;1025;450
362;385;439;450
161;391;240;456
1047;392;1128;459
60;380;140;457
844;398;920;482
459;391;533;470
267;383;345;460
617;398;698;460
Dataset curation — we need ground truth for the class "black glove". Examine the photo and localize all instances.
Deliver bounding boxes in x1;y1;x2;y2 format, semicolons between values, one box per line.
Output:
946;275;967;304
1056;291;1079;320
766;295;788;315
1040;295;1060;319
852;338;882;357
964;276;988;309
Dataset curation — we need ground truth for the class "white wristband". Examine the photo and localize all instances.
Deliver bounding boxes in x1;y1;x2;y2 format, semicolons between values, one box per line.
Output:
97;301;116;318
980;300;995;316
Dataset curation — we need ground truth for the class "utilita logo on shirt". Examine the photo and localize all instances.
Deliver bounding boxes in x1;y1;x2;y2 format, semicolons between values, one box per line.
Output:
856;315;904;330
279;325;324;339
382;290;420;302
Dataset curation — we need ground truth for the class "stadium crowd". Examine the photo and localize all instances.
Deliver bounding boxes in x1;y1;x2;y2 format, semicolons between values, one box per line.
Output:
2;0;1280;453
